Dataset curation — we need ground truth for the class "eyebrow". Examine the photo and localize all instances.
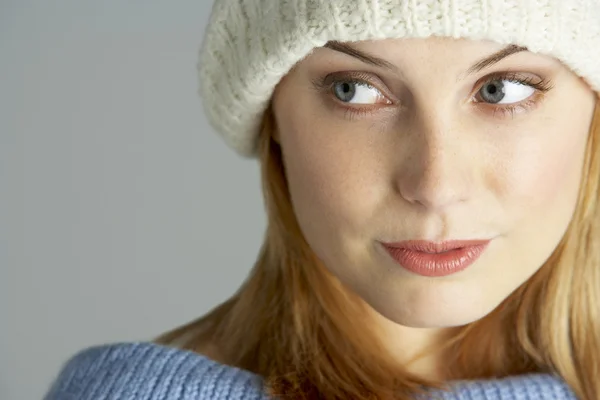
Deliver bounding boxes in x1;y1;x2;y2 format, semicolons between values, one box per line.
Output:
323;41;528;77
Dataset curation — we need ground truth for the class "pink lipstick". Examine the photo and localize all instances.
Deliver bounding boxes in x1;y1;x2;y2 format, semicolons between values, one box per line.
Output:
381;240;490;277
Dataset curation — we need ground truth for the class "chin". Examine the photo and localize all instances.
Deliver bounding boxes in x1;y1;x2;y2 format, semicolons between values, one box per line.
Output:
363;284;505;329
391;312;488;329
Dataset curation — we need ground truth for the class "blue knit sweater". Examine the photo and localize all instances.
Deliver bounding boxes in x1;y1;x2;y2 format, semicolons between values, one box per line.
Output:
44;342;576;399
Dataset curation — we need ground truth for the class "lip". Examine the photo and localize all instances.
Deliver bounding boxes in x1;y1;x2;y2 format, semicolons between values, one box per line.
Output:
380;240;491;277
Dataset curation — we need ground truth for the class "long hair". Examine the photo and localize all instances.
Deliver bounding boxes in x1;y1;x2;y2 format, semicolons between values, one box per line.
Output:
155;98;600;399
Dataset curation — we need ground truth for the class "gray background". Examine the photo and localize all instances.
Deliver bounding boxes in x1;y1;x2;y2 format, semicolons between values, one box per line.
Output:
1;1;266;399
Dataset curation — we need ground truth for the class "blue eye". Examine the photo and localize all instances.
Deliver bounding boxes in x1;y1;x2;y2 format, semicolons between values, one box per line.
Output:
312;71;554;120
332;80;388;105
478;78;535;105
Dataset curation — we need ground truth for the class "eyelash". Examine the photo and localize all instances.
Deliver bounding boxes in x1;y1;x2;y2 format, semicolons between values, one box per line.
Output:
311;71;555;120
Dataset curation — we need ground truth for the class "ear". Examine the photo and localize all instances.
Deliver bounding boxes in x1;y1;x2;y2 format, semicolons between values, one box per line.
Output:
264;101;280;144
272;125;280;143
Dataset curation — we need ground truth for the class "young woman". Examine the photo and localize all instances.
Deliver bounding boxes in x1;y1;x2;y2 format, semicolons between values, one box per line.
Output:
45;1;600;399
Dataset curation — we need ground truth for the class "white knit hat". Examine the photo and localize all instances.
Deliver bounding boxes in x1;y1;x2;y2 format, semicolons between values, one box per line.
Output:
198;0;600;158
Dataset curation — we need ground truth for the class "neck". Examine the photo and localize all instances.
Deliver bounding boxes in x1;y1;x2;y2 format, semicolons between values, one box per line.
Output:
369;307;462;381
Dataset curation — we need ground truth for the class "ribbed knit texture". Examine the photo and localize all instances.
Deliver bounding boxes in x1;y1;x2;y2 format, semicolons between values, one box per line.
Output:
197;0;600;157
43;342;577;399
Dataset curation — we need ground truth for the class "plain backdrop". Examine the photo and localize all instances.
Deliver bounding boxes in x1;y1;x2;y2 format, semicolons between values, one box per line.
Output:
1;1;267;399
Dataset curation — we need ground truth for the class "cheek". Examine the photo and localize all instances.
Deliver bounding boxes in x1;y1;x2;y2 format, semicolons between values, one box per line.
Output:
485;117;589;291
491;121;587;218
277;116;382;250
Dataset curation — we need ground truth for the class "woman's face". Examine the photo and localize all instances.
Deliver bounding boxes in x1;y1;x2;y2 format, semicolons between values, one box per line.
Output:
271;37;597;329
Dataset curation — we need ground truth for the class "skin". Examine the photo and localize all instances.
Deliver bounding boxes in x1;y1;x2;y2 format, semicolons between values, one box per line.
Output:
271;37;597;378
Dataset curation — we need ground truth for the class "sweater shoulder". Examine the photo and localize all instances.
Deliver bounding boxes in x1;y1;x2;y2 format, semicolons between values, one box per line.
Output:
42;341;577;400
43;341;268;400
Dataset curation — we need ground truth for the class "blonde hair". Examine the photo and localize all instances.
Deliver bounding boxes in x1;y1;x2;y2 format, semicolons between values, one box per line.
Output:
156;99;600;399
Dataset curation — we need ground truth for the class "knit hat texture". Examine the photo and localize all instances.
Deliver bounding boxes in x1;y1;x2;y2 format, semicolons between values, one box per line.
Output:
198;0;600;158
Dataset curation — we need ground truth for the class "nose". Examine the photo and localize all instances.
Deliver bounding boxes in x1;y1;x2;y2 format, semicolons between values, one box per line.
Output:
395;122;474;211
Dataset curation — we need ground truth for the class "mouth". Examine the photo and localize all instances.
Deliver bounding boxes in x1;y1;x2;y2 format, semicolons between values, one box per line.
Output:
380;239;491;277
